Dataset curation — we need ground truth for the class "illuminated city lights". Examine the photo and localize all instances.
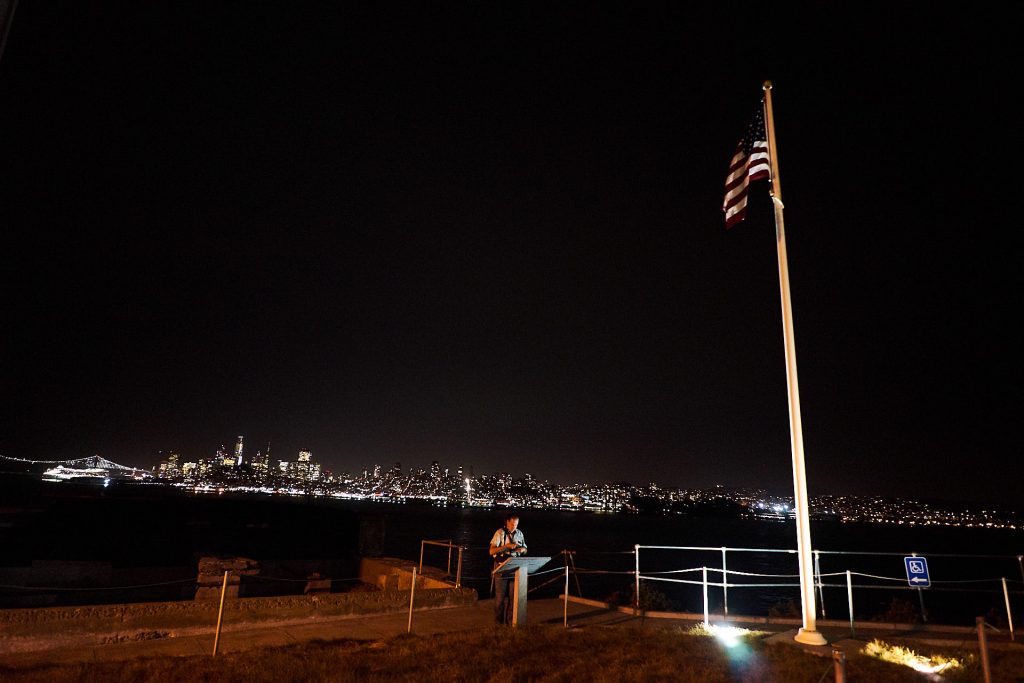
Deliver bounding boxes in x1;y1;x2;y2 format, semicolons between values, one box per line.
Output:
3;451;1018;529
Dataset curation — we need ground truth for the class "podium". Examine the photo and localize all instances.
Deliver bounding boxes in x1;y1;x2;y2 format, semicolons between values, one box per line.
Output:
492;556;550;626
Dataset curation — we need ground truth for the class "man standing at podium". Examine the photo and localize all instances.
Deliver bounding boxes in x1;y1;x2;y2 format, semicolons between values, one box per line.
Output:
489;513;527;624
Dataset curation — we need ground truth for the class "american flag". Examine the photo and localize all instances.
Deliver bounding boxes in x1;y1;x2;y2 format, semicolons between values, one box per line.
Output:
722;104;771;228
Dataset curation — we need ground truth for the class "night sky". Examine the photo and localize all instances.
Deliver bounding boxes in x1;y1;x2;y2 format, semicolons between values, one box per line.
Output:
2;5;1017;505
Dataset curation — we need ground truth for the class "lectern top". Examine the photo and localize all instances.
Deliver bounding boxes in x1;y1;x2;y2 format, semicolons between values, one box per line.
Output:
492;556;551;575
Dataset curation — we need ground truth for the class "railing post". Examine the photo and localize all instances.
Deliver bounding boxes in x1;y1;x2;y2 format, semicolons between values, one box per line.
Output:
832;646;846;683
977;616;992;683
846;569;855;638
456;546;463;588
212;570;228;656
564;564;569;628
634;544;640;612
447;541;453;575
814;550;826;618
570;550;582;597
702;566;709;626
721;547;728;616
1003;577;1015;641
407;567;417;633
419;541;425;574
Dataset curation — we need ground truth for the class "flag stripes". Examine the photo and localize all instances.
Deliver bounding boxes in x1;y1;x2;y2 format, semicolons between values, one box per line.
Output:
723;105;770;228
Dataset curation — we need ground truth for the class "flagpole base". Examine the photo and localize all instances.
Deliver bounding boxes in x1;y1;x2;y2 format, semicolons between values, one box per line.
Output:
794;628;828;646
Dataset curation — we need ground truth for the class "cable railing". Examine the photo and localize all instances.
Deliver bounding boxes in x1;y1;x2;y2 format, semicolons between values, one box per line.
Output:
407;538;1021;640
628;543;1022;639
2;537;1019;644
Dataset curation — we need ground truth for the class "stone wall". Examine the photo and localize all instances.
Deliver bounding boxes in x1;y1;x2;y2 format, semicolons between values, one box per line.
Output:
0;569;477;655
359;556;457;590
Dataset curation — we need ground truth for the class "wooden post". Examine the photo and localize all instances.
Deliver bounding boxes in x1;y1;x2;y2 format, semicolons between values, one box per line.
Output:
407;567;417;633
1003;577;1015;641
977;617;992;683
832;647;846;683
563;564;569;628
456;546;463;588
212;570;228;656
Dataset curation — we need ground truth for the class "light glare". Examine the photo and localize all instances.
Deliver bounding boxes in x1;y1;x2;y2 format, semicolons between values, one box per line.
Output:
862;639;964;674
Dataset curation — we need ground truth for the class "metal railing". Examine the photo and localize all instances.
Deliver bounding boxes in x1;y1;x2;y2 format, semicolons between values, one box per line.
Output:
631;544;1022;638
419;539;465;588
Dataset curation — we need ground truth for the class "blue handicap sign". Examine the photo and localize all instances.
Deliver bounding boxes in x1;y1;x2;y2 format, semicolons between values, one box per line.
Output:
904;556;930;588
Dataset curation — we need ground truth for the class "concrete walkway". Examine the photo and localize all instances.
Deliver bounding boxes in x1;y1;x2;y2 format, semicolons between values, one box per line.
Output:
0;599;578;668
1;597;1017;670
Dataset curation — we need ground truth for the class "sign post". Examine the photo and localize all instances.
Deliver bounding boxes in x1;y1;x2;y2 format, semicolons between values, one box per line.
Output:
904;556;930;621
492;556;550;626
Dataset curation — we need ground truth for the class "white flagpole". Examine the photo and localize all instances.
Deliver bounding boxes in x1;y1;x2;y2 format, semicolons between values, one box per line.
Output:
762;80;827;646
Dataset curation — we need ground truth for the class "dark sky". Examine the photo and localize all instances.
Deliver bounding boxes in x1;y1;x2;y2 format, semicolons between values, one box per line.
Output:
1;5;1018;505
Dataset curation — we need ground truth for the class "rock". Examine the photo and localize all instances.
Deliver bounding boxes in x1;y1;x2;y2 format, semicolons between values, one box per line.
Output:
195;557;260;601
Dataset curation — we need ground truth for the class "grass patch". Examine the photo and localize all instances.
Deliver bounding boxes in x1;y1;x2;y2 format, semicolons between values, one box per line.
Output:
862;638;965;674
2;626;1021;682
687;623;770;639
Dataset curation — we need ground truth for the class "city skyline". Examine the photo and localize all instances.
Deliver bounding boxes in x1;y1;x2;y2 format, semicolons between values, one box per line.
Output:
4;447;1019;520
2;7;1017;507
12;450;1022;533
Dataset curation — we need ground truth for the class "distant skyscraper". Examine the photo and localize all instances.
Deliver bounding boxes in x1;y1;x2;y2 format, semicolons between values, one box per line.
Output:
251;449;269;476
234;436;244;467
157;450;181;478
296;450;313;482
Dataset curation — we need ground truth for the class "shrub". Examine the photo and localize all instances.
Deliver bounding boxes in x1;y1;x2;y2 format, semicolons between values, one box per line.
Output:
767;599;799;618
606;583;676;611
872;597;921;624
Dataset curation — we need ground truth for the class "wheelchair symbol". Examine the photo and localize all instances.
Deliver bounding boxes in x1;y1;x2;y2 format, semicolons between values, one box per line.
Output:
904;556;930;587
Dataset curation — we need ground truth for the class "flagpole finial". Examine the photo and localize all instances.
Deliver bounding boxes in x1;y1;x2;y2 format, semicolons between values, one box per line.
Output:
762;80;773;91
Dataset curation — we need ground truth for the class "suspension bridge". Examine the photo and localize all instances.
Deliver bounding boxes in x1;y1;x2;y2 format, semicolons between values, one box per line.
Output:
0;454;151;481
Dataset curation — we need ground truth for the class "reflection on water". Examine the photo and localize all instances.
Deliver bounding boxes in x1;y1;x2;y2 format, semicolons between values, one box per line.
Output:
1;480;1018;622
